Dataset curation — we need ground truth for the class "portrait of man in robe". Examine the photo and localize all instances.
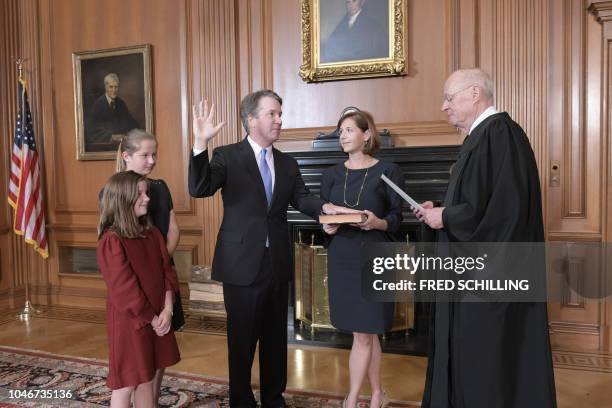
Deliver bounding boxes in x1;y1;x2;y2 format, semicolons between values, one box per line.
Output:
73;45;152;160
320;0;390;64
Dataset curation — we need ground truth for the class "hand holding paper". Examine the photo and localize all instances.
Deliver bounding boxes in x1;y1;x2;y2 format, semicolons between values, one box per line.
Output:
380;174;424;211
380;174;445;229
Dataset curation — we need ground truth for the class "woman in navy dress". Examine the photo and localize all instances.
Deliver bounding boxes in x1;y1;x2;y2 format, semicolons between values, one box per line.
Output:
321;110;403;408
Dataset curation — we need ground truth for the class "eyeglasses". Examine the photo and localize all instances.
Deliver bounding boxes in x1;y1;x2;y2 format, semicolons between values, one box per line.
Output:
443;84;474;103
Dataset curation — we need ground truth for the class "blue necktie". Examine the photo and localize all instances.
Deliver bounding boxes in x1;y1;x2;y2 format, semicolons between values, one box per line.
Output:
259;149;273;207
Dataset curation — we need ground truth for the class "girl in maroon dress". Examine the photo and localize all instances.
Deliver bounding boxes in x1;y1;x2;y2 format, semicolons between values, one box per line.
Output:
115;129;184;402
97;171;180;407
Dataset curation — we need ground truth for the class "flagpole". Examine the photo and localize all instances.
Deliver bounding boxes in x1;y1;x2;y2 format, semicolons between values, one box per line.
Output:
13;57;41;320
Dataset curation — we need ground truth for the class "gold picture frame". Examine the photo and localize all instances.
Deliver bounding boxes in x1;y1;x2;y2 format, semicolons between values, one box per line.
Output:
299;0;407;82
72;44;153;161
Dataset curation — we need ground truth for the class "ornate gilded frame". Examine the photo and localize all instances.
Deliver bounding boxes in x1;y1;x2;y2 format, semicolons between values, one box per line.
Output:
72;44;153;161
299;0;407;82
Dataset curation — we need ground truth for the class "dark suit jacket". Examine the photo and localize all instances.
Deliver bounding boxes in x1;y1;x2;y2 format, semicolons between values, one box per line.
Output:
188;138;324;286
86;94;139;144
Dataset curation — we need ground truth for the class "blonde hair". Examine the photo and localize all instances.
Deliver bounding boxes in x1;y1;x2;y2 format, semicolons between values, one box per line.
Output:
115;129;157;172
337;110;381;155
98;171;151;239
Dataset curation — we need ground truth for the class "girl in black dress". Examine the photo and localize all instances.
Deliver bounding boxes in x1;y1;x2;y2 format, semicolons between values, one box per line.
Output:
115;129;182;403
321;111;403;408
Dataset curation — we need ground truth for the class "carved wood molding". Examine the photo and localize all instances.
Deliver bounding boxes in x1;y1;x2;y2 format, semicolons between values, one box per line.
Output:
280;121;459;141
48;225;97;233
607;40;612;246
562;0;588;218
446;0;461;72
550;321;601;335
55;285;106;299
588;1;612;39
547;231;602;242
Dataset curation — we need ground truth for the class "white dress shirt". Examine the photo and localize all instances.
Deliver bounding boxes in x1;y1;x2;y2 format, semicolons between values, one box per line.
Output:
348;10;362;27
192;137;275;189
469;106;498;135
246;136;275;189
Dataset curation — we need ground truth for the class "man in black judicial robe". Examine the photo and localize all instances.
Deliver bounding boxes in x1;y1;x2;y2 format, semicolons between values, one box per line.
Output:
414;68;557;408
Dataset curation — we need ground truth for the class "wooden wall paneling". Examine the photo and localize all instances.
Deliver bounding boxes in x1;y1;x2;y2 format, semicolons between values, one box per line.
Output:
18;0;51;305
0;0;20;309
189;0;239;267
478;0;549;220
546;0;610;352
587;0;612;351
608;36;612;351
458;0;481;68
0;0;19;234
563;0;587;219
446;0;482;71
445;0;461;72
492;0;548;175
267;0;459;133
35;0;192;306
237;0;270;95
45;0;186;220
548;0;602;236
0;0;53;310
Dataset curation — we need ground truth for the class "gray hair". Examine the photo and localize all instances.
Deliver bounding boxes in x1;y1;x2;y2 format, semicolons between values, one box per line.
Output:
239;90;283;133
451;68;495;100
104;73;119;86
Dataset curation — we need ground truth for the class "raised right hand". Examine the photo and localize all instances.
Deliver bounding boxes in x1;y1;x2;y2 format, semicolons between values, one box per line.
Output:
192;99;226;150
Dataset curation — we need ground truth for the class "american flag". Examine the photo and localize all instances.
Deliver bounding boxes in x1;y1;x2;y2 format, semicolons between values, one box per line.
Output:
7;77;48;259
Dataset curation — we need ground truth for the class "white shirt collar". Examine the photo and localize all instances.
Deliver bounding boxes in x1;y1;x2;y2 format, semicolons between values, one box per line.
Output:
469;106;498;134
247;136;275;186
247;136;272;160
348;10;362;27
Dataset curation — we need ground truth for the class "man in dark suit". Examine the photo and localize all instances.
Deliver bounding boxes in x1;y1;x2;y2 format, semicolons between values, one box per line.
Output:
85;73;139;148
188;90;352;407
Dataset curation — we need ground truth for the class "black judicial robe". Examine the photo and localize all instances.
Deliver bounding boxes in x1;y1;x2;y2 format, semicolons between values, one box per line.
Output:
421;112;557;408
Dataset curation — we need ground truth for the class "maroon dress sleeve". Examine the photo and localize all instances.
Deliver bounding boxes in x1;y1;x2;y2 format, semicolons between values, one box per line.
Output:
97;231;156;328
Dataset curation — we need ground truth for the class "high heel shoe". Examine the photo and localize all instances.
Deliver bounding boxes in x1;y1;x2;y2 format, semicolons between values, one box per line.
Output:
371;390;390;408
380;391;390;408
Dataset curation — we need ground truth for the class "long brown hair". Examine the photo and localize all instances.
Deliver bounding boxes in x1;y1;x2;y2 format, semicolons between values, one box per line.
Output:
115;129;157;172
98;171;151;239
337;110;381;154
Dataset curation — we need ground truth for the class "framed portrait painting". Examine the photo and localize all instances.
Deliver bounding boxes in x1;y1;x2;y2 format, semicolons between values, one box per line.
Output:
72;44;153;160
299;0;407;82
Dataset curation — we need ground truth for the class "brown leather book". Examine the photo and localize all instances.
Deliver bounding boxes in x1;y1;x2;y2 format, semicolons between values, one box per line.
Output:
319;213;367;224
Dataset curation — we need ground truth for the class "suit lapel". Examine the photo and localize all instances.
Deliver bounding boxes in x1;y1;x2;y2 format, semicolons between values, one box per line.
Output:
270;148;283;210
238;139;268;206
